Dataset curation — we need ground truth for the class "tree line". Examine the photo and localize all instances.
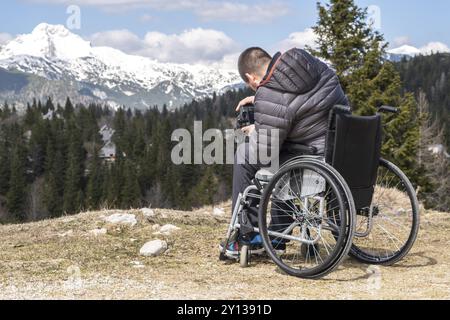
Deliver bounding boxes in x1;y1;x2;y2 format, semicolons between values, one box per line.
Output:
0;89;250;222
395;53;450;150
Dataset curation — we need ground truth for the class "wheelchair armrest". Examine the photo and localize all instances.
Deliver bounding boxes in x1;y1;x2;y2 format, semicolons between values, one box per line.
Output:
333;105;352;115
378;105;399;114
283;142;318;155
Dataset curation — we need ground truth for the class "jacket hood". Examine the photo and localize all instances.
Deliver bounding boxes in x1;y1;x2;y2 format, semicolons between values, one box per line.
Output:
260;48;321;94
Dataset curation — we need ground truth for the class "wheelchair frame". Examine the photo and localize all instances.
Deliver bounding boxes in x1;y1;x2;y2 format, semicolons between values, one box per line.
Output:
225;179;329;259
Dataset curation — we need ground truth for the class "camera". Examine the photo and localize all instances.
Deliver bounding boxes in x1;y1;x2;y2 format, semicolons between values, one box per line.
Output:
236;104;255;129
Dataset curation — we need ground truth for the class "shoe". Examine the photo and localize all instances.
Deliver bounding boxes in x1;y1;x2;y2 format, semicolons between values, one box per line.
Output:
248;235;286;255
247;234;264;255
220;235;265;257
220;236;286;257
219;240;239;256
248;234;263;247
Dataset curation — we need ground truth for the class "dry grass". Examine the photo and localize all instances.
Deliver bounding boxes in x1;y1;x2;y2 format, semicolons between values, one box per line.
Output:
0;202;449;300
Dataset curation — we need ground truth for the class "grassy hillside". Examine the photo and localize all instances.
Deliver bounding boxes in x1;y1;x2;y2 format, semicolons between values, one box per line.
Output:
0;203;449;300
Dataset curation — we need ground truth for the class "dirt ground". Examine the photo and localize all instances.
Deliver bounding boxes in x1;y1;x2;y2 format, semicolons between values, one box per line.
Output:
0;203;449;300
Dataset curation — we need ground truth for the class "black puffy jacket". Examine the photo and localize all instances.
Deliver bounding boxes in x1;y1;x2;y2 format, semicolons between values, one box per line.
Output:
254;48;348;154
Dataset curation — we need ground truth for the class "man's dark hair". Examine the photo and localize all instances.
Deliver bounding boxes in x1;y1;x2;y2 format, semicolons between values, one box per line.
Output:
238;47;272;82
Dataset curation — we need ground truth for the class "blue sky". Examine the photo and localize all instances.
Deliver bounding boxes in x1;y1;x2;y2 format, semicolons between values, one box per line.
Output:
1;0;450;65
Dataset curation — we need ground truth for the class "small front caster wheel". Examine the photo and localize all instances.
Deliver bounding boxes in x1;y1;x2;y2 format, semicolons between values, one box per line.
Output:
240;245;250;268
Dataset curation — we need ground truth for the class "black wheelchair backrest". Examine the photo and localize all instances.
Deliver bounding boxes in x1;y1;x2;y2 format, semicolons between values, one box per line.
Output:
325;106;382;210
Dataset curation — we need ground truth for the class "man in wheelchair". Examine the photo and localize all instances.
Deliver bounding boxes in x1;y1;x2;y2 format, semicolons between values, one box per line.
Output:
220;47;349;257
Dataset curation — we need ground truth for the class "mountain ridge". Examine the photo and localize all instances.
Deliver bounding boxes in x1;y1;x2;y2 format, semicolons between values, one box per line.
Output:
0;23;242;110
387;43;450;62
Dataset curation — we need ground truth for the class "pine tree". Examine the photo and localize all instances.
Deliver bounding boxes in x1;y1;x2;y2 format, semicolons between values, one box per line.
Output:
104;161;122;208
24;102;39;127
63;97;74;119
44;97;55;114
43;139;65;218
113;108;126;153
417;91;450;211
311;0;421;184
1;101;11;119
28;117;49;178
189;166;218;208
6;138;28;221
0;136;11;195
85;149;104;210
120;159;141;208
63;119;85;214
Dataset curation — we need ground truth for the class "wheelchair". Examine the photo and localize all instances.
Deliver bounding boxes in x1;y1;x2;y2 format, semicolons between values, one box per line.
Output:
220;105;420;279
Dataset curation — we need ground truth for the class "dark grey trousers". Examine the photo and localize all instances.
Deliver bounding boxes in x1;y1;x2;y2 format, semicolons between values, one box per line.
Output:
232;143;296;237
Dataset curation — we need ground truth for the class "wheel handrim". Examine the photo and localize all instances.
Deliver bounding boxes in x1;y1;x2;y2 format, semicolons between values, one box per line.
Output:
259;162;349;276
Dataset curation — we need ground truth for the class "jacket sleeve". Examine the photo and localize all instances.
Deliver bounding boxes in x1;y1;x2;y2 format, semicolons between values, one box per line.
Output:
250;87;292;158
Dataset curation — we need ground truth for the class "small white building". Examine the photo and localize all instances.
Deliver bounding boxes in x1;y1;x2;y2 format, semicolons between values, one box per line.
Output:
99;125;117;161
99;125;114;142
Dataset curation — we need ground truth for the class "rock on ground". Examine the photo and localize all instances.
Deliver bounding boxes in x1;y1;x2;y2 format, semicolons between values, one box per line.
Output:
158;224;181;235
141;208;156;220
139;240;168;257
213;208;225;216
103;213;137;227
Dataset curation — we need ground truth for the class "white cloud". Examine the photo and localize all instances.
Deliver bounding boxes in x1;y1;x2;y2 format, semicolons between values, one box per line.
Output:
141;28;238;64
90;28;238;64
419;42;450;55
277;28;318;52
0;33;13;45
27;0;289;22
197;2;290;23
393;36;411;47
209;52;240;71
91;29;143;52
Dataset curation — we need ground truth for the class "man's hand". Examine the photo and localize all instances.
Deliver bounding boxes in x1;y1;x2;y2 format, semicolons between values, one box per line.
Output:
241;124;255;135
236;96;255;112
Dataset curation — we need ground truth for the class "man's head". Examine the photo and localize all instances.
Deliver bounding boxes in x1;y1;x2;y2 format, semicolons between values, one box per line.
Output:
238;47;272;91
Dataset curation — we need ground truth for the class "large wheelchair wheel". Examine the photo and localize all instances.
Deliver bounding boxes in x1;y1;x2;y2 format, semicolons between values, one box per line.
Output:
350;159;420;265
258;158;355;279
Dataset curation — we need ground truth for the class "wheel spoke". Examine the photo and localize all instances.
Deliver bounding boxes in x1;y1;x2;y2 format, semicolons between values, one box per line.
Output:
259;161;350;277
352;160;418;264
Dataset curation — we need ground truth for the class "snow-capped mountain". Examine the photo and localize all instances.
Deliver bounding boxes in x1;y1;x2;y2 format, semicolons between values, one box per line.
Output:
387;43;450;62
0;23;242;110
387;45;421;61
